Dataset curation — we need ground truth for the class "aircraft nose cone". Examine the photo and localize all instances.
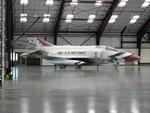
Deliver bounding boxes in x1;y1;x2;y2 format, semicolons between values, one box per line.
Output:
124;54;141;62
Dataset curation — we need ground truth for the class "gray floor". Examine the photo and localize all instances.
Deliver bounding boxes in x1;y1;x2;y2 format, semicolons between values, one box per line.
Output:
0;65;150;113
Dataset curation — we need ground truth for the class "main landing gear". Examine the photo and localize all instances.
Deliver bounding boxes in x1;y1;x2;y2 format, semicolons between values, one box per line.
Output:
112;60;120;70
55;65;82;70
76;65;82;69
59;65;67;69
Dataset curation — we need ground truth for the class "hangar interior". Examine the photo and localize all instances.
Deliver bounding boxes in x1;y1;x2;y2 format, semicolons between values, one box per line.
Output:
12;0;150;64
0;0;150;113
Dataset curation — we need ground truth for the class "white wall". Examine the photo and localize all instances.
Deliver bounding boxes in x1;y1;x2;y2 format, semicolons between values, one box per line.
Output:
57;34;138;48
57;35;95;45
141;49;150;63
123;49;150;64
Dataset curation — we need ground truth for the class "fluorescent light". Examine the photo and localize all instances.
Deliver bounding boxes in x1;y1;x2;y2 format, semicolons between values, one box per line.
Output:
108;15;118;23
44;14;50;17
95;0;102;7
129;15;140;24
118;0;128;7
133;15;140;19
129;19;137;24
108;19;116;23
70;0;78;6
20;0;28;5
141;0;150;8
65;19;72;23
87;15;96;23
118;2;126;7
89;15;96;19
66;14;74;20
43;14;50;23
43;18;50;23
20;17;27;23
21;14;27;17
20;13;27;23
88;109;95;113
46;0;53;5
87;19;94;23
65;14;73;23
141;1;150;8
111;15;118;19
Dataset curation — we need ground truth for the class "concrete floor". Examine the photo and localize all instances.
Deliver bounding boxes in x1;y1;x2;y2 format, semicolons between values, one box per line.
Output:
0;65;150;113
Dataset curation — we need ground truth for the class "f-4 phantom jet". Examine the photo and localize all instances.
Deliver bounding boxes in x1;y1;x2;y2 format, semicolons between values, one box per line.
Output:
21;37;141;69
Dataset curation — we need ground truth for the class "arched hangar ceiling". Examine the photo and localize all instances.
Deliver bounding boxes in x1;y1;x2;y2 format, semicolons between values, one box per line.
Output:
13;0;150;36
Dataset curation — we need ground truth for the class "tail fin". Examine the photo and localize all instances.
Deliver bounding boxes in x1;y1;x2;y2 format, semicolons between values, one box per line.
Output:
27;37;53;47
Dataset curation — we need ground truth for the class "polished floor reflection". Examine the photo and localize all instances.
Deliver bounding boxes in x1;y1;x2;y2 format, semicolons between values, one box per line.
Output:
0;65;150;113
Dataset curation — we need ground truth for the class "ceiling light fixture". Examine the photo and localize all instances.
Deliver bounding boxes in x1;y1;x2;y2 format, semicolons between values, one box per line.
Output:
108;19;116;23
95;0;103;7
141;0;150;8
118;0;128;7
43;18;50;23
43;14;50;23
129;19;137;24
46;0;53;6
111;15;118;19
44;14;50;17
65;14;74;23
66;14;74;20
87;15;96;23
70;0;78;6
108;15;118;23
20;13;27;23
129;15;140;24
89;15;96;19
20;0;28;5
133;15;140;19
87;19;94;23
65;19;72;23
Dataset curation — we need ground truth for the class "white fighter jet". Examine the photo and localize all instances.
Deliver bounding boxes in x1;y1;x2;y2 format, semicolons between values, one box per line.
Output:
21;37;141;69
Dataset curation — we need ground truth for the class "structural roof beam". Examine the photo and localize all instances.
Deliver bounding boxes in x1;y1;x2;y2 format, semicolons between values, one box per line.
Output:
15;17;40;41
59;31;96;33
65;0;112;4
96;0;119;45
54;0;65;45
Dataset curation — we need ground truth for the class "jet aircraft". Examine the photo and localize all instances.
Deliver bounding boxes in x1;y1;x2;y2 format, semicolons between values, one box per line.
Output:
21;37;141;69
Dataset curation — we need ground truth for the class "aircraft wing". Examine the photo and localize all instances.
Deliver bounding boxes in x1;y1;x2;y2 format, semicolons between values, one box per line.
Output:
20;50;48;58
21;51;85;65
44;57;86;65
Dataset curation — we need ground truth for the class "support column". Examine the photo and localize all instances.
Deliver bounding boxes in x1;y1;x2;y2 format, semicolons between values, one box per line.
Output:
6;0;13;71
96;0;119;45
54;0;65;45
120;26;127;48
137;18;150;65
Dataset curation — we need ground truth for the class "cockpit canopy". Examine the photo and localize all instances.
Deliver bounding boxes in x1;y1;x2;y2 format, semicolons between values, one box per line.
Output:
105;46;118;52
97;45;118;52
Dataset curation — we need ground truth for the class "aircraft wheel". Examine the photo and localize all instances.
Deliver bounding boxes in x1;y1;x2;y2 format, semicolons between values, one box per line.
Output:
59;65;66;69
76;65;81;69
